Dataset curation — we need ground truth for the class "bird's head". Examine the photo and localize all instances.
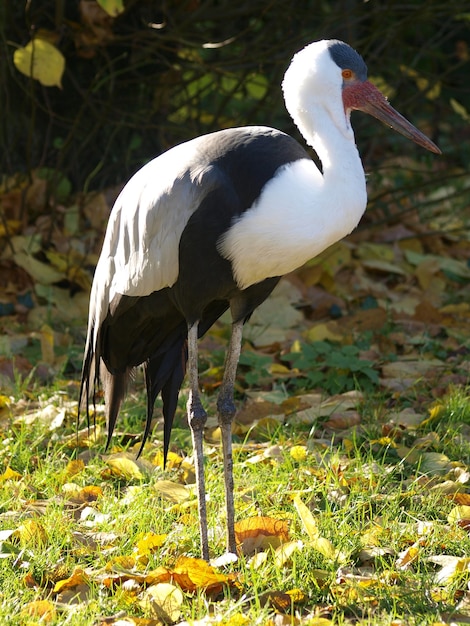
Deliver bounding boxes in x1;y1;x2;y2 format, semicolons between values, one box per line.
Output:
282;39;441;154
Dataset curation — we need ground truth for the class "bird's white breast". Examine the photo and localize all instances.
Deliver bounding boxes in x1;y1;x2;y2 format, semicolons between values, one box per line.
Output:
218;157;367;289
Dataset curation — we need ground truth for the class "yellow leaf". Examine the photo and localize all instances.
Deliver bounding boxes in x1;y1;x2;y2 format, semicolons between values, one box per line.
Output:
140;583;183;622
15;519;47;546
448;505;470;524
222;614;251;626
153;449;183;469
53;568;89;593
172;555;231;593
13;250;64;284
286;588;306;602
97;0;125;16
154;479;190;503
0;466;22;482
370;437;398;448
293;496;320;541
0;395;10;409
274;540;303;567
420;403;444;427
21;600;56;622
14;38;65;87
64;459;85;479
135;531;167;556
304;321;344;342
396;544;420;570
450;98;470;122
311;536;339;561
105;555;136;571
106;455;143;480
294;497;342;561
269;362;291;375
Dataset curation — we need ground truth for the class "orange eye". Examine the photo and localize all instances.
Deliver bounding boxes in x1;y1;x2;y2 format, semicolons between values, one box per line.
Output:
342;69;353;80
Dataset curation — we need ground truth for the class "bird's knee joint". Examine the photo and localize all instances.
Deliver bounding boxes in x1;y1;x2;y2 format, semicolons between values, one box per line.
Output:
217;396;236;425
187;396;207;432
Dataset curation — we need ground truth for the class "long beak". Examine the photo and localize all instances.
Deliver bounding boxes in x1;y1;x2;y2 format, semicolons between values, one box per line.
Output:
345;80;441;155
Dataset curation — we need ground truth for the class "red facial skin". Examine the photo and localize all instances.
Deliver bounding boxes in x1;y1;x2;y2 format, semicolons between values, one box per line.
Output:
342;79;441;154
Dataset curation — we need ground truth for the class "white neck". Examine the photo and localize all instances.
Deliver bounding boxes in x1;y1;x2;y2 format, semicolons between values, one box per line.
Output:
218;91;368;290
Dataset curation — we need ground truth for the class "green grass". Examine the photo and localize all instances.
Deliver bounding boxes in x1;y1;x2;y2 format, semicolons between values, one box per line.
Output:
1;382;470;625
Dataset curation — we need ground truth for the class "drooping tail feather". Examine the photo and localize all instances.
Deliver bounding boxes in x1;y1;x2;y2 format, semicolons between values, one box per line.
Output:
100;363;131;449
78;333;99;433
79;328;130;449
140;335;188;461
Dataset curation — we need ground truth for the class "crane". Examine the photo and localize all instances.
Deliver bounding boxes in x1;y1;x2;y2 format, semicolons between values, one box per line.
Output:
80;39;440;560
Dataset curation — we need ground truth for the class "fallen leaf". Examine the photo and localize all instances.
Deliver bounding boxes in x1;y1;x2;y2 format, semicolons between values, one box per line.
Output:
134;532;167;556
106;454;144;480
293;497;342;561
15;519;47;546
21;599;56;622
154;480;191;503
53;568;89;594
274;540;304;567
140;582;183;622
448;505;470;525
171;556;230;593
0;466;22;482
234;516;289;555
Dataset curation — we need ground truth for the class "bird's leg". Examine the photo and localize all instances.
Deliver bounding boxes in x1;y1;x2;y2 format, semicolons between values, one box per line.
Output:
186;322;209;561
217;319;244;555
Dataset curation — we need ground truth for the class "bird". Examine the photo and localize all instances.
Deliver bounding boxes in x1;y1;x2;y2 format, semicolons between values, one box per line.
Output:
79;39;440;561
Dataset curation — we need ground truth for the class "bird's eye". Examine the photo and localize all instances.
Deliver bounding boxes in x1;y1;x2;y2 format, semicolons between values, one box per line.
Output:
342;69;353;80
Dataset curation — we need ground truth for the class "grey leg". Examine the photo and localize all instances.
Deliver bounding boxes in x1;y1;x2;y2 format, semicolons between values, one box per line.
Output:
187;323;209;560
217;319;244;554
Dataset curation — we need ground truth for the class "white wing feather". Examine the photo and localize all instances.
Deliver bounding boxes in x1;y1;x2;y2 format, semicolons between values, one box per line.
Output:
87;136;219;350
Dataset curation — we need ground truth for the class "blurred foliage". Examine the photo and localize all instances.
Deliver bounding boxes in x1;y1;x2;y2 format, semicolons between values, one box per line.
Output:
1;0;469;242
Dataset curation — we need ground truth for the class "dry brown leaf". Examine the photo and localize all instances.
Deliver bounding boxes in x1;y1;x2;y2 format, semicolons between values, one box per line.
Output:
323;411;361;430
259;590;296;612
234;516;289;555
64;459;85;479
449;493;470;506
77;484;103;502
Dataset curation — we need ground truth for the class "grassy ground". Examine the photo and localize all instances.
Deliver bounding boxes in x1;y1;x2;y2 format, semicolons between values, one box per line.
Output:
1;159;469;625
1;372;470;625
